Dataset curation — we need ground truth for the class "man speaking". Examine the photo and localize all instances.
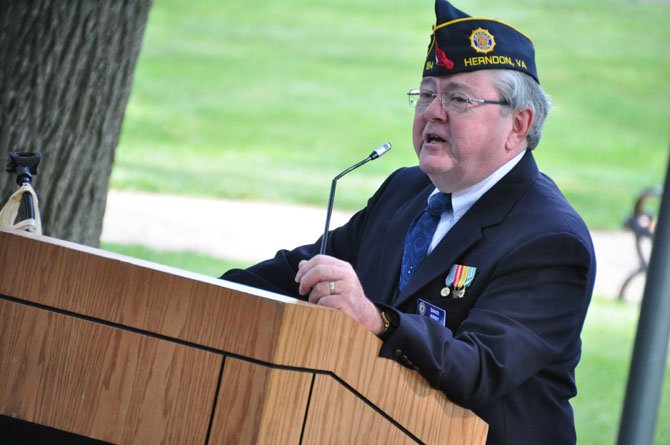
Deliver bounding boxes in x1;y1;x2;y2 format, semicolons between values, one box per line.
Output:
222;1;596;443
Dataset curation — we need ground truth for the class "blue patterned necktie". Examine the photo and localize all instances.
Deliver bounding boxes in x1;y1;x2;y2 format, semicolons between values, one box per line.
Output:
398;192;452;292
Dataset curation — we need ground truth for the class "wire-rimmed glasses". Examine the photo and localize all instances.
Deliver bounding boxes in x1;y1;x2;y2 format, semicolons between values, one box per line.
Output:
407;89;509;113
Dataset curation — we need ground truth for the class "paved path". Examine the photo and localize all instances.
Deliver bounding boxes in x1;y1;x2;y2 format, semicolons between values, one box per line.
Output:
101;190;647;302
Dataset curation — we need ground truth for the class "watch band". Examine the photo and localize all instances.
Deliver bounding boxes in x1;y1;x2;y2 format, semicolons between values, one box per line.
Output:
377;306;398;341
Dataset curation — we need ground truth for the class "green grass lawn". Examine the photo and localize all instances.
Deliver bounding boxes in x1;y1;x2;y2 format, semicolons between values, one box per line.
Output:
575;298;670;445
112;0;670;230
103;242;670;444
103;242;246;277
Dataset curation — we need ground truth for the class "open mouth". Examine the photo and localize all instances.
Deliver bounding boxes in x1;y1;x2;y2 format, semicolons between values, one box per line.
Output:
425;133;446;144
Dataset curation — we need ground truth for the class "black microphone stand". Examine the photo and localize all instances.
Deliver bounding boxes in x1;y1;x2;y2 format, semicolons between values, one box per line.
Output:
319;143;391;254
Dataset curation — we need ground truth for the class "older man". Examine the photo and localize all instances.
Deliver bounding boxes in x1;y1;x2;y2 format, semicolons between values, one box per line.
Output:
222;1;596;443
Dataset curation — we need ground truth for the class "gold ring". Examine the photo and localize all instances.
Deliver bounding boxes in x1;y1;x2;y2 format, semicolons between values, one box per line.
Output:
328;281;336;295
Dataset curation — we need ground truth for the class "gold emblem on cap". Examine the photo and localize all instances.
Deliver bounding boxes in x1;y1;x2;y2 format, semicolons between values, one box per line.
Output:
469;28;496;54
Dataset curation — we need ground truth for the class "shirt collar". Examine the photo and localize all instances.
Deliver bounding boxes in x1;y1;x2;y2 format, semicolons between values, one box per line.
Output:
429;150;526;222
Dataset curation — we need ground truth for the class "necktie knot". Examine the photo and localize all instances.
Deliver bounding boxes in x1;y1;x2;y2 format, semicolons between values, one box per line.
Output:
426;192;451;218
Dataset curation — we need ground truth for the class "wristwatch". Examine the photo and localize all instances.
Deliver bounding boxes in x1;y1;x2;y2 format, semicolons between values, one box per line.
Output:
376;305;399;341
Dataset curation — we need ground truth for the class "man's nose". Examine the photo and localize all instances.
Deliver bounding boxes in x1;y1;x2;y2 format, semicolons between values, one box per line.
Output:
424;94;448;121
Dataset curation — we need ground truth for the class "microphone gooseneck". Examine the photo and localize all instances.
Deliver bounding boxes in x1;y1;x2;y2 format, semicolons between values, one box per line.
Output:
319;142;392;254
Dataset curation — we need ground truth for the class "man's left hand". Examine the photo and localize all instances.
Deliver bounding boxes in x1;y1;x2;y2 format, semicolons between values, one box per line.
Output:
295;255;384;335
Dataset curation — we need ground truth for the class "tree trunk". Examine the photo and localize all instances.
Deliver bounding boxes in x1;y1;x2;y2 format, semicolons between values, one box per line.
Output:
0;0;152;246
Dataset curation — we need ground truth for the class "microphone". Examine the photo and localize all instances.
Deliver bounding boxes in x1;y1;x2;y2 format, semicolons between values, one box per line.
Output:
319;142;392;254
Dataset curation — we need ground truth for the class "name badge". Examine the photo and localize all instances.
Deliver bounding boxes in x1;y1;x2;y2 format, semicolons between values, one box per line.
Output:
417;298;446;326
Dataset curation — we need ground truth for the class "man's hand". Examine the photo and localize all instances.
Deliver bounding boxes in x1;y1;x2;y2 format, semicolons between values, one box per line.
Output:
295;255;385;335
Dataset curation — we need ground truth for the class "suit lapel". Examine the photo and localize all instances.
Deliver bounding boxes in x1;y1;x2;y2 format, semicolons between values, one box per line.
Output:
392;151;540;307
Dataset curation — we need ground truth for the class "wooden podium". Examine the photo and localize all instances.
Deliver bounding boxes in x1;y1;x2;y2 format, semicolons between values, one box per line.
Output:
0;229;487;444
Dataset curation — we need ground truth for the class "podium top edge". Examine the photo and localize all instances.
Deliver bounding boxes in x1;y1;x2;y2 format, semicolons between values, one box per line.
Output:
0;228;304;306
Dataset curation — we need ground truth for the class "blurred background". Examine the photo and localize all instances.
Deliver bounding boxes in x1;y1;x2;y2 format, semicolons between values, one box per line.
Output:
110;0;668;226
99;0;669;443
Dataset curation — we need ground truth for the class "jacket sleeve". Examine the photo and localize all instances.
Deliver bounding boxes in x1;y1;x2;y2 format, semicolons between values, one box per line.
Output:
219;168;409;298
379;231;595;408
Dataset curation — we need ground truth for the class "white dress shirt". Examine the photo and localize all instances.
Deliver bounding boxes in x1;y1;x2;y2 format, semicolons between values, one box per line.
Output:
427;150;526;254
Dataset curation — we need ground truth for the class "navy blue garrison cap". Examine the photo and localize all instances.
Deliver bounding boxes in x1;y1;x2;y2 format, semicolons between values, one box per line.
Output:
423;0;539;83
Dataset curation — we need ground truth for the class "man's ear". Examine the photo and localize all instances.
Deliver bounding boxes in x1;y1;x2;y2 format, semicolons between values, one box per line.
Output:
506;108;533;151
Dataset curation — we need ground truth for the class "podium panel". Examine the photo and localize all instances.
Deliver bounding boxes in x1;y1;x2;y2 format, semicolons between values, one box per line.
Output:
0;299;221;443
303;374;416;444
211;357;312;443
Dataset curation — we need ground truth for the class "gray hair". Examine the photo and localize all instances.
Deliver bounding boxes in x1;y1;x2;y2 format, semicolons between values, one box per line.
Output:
489;69;552;150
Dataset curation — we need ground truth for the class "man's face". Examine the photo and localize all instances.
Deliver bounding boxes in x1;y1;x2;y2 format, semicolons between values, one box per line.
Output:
412;70;522;192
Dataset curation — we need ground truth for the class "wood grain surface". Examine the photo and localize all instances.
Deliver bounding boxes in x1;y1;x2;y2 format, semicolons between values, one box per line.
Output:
210;357;312;443
0;229;487;444
0;299;221;443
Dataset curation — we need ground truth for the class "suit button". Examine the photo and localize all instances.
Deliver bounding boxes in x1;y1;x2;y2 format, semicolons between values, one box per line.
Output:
394;349;403;358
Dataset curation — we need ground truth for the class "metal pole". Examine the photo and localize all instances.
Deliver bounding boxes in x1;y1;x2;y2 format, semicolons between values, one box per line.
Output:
617;151;670;445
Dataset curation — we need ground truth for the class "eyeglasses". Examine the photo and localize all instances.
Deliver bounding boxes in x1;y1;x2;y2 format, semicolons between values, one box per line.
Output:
407;88;509;113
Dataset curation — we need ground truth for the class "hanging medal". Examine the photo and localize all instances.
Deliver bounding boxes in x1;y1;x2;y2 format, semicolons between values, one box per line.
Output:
443;264;477;298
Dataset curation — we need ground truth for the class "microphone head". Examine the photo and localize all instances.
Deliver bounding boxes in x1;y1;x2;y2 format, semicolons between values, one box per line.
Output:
370;142;392;159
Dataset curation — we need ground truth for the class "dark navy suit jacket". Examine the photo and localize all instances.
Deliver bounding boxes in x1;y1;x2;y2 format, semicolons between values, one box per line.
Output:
222;151;596;445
